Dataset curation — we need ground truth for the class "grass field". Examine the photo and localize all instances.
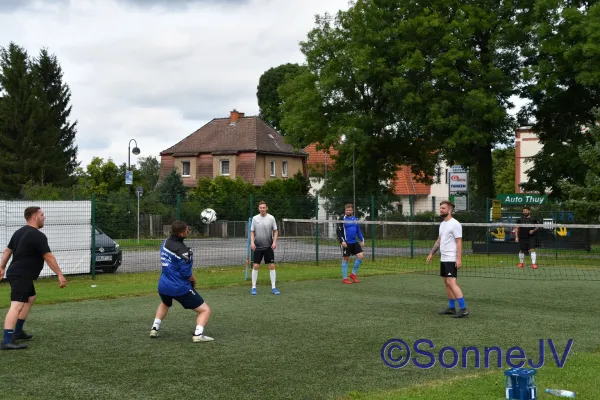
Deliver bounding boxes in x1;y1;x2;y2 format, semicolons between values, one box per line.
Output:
0;265;598;400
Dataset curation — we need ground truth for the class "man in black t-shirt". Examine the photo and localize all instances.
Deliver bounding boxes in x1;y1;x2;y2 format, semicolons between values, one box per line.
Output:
0;206;68;350
512;206;540;269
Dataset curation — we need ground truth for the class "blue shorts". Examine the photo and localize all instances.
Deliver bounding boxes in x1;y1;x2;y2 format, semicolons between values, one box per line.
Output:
160;289;204;310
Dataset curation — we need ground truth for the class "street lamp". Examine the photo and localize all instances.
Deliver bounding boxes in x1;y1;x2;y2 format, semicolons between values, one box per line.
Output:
126;139;140;185
128;139;141;170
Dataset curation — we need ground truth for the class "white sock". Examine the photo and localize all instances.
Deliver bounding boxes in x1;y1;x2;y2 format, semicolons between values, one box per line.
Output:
194;325;204;336
152;318;161;329
252;269;258;288
270;269;276;289
531;252;536;264
519;253;524;263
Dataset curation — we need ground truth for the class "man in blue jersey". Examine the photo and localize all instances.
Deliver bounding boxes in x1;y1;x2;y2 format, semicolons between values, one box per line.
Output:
336;204;365;284
149;220;213;342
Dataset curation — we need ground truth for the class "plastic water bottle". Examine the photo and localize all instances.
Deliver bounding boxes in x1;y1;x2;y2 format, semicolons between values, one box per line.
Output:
546;388;576;398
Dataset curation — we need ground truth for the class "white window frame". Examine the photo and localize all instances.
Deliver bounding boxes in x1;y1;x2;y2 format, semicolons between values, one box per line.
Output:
270;161;276;177
220;159;230;176
181;161;191;177
282;161;288;177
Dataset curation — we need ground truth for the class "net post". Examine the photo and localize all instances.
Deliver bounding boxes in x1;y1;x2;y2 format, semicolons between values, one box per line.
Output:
246;217;251;280
371;195;375;261
555;220;558;260
486;197;490;255
409;195;414;259
315;195;319;266
91;193;96;280
249;193;254;220
176;193;181;220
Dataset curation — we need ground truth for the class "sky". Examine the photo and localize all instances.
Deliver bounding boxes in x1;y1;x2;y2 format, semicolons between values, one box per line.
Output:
0;0;352;169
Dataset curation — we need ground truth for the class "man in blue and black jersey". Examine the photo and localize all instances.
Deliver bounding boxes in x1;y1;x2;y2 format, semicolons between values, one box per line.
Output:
336;204;365;284
149;220;214;342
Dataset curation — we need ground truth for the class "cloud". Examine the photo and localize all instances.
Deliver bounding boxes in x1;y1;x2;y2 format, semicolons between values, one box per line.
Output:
0;0;248;13
0;0;351;168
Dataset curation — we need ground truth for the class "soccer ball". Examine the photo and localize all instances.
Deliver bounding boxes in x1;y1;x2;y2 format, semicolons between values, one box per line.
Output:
200;208;217;224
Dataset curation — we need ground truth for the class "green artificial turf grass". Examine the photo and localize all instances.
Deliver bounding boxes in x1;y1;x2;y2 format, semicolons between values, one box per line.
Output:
0;273;598;399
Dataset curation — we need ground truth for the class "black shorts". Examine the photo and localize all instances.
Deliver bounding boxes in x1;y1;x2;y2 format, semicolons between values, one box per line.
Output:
160;289;204;310
341;242;363;257
6;277;36;302
440;262;457;278
519;239;534;252
254;248;275;264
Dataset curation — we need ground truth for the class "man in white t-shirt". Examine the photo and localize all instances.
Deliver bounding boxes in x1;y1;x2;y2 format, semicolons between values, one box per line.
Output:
426;200;469;318
250;201;280;296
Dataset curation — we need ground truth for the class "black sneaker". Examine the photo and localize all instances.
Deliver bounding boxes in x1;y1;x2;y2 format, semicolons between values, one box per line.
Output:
452;308;469;318
13;331;33;341
439;308;456;315
0;342;28;350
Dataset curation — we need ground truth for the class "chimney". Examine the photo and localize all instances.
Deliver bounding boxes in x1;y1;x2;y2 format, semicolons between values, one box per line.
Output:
230;109;244;125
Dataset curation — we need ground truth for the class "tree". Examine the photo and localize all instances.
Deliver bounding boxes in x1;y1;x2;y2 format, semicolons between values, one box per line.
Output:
157;169;187;205
77;157;129;195
257;63;306;135
519;1;600;198
558;110;600;223
0;43;34;197
186;173;315;221
492;147;516;194
279;8;430;203
279;0;528;201
31;48;78;185
385;0;527;199
187;176;255;221
137;156;160;190
256;171;316;219
0;42;78;197
21;181;85;200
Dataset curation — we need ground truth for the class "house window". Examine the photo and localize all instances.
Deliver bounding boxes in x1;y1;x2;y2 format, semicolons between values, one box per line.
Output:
435;166;442;184
181;161;191;177
282;161;288;177
220;160;230;175
270;161;276;177
445;168;448;184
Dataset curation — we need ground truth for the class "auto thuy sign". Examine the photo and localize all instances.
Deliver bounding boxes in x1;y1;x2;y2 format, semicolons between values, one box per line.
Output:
495;194;548;205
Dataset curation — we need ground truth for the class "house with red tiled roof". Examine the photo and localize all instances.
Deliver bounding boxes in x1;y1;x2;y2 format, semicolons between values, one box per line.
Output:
303;143;452;215
159;110;308;187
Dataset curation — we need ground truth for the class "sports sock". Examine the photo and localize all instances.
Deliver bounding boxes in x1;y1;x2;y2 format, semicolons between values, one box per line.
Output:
457;297;467;309
448;299;456;309
15;319;25;334
519;252;525;263
252;269;258;289
152;318;161;330
342;261;348;278
270;269;276;289
194;325;204;336
3;329;13;344
531;252;537;264
352;258;362;275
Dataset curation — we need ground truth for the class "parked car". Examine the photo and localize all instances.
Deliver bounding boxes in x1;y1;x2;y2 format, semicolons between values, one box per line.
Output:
94;228;122;273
